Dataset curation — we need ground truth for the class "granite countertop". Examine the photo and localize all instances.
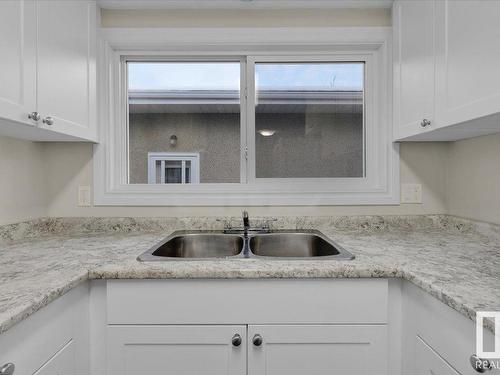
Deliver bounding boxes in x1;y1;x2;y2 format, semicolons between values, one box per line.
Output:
0;215;499;335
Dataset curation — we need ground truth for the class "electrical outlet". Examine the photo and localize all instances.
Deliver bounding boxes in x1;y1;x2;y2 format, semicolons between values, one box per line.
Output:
78;186;91;207
401;183;422;204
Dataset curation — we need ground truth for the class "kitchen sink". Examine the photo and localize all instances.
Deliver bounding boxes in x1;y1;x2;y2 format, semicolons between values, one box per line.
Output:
249;231;354;259
137;230;354;261
138;232;244;261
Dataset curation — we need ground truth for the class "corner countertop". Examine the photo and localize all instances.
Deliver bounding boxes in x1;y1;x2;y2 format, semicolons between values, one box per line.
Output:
0;215;499;335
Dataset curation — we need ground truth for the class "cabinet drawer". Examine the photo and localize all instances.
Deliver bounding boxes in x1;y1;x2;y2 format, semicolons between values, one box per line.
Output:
107;279;388;324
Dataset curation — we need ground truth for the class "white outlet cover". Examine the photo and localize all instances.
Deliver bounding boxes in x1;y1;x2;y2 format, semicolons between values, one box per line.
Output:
78;186;91;207
401;183;422;204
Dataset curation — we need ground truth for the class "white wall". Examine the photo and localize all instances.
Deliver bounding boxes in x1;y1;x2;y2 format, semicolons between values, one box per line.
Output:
100;8;391;28
7;133;500;225
446;134;500;225
0;137;47;225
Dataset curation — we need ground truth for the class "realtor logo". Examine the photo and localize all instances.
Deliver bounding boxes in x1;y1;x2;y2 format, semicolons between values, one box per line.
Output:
476;311;500;358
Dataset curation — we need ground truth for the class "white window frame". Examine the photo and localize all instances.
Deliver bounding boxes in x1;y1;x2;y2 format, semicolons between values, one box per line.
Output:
94;27;399;206
147;152;200;184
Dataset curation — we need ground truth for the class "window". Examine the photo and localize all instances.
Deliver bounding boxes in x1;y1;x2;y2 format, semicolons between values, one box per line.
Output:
254;62;365;179
128;62;241;184
147;153;200;184
95;27;397;205
126;59;365;183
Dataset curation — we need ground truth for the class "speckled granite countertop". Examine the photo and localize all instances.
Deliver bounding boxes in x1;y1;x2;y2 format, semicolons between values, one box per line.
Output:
0;215;499;335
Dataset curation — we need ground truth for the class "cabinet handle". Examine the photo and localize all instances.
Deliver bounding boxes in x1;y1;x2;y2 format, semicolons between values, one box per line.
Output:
420;118;431;128
252;334;263;346
28;112;41;121
470;354;493;373
42;116;54;126
232;333;242;347
0;363;15;375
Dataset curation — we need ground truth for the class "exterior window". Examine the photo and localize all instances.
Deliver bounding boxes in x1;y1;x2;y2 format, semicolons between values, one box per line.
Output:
94;35;397;206
147;152;200;184
127;60;365;184
254;62;364;178
128;62;241;184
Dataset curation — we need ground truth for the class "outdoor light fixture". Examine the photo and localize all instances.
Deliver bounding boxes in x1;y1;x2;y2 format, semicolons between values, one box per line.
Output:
169;135;178;147
258;129;276;137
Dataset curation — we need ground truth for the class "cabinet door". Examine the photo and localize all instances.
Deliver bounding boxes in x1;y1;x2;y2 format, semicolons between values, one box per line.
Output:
107;325;246;375
32;341;75;375
435;0;500;129
415;336;462;375
36;0;96;141
393;0;436;140
0;0;37;125
248;325;387;375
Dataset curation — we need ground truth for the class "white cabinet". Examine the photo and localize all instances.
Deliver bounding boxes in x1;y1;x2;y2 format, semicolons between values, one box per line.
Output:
105;280;389;375
393;0;435;140
0;0;37;126
415;337;461;375
0;284;89;375
107;326;247;375
248;325;387;375
434;0;500;131
394;0;500;141
0;0;97;142
33;341;75;375
401;282;496;375
36;0;97;141
107;324;387;375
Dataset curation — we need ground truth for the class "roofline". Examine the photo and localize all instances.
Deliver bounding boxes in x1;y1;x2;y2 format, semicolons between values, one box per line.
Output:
98;0;393;10
129;89;363;105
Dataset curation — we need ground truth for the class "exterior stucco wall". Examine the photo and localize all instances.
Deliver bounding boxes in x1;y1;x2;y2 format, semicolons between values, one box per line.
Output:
129;113;241;183
129;112;363;183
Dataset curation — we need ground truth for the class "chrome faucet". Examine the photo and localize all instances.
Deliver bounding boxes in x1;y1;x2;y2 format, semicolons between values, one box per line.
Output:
242;211;250;235
220;211;274;234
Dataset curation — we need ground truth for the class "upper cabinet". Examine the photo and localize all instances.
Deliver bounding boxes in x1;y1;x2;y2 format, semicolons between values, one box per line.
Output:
0;0;97;142
394;0;500;141
0;1;37;127
393;0;435;140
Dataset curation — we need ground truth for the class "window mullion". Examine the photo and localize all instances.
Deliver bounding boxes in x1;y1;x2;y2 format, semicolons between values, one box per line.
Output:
245;56;257;184
239;57;249;184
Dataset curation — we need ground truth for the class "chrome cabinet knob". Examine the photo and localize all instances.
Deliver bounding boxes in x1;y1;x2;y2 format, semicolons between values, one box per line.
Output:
420;118;431;128
0;363;15;375
470;354;493;373
252;334;263;346
28;112;40;121
232;333;242;347
42;116;54;126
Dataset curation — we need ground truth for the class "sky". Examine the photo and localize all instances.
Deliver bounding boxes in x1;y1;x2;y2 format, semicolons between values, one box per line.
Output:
128;62;364;91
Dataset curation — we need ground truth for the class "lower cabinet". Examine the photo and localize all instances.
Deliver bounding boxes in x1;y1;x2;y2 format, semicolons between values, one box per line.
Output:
0;284;89;375
248;325;387;375
107;324;387;375
107;326;247;375
415;337;461;375
33;341;75;375
401;282;493;375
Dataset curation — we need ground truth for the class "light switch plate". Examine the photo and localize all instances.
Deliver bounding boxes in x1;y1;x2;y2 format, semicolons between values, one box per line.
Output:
78;186;91;207
401;183;422;204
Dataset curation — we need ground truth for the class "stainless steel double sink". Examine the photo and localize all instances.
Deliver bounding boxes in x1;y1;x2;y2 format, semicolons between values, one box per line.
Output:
137;230;355;261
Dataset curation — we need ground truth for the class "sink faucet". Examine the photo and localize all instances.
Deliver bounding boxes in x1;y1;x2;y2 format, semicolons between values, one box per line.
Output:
242;211;250;235
221;211;273;235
